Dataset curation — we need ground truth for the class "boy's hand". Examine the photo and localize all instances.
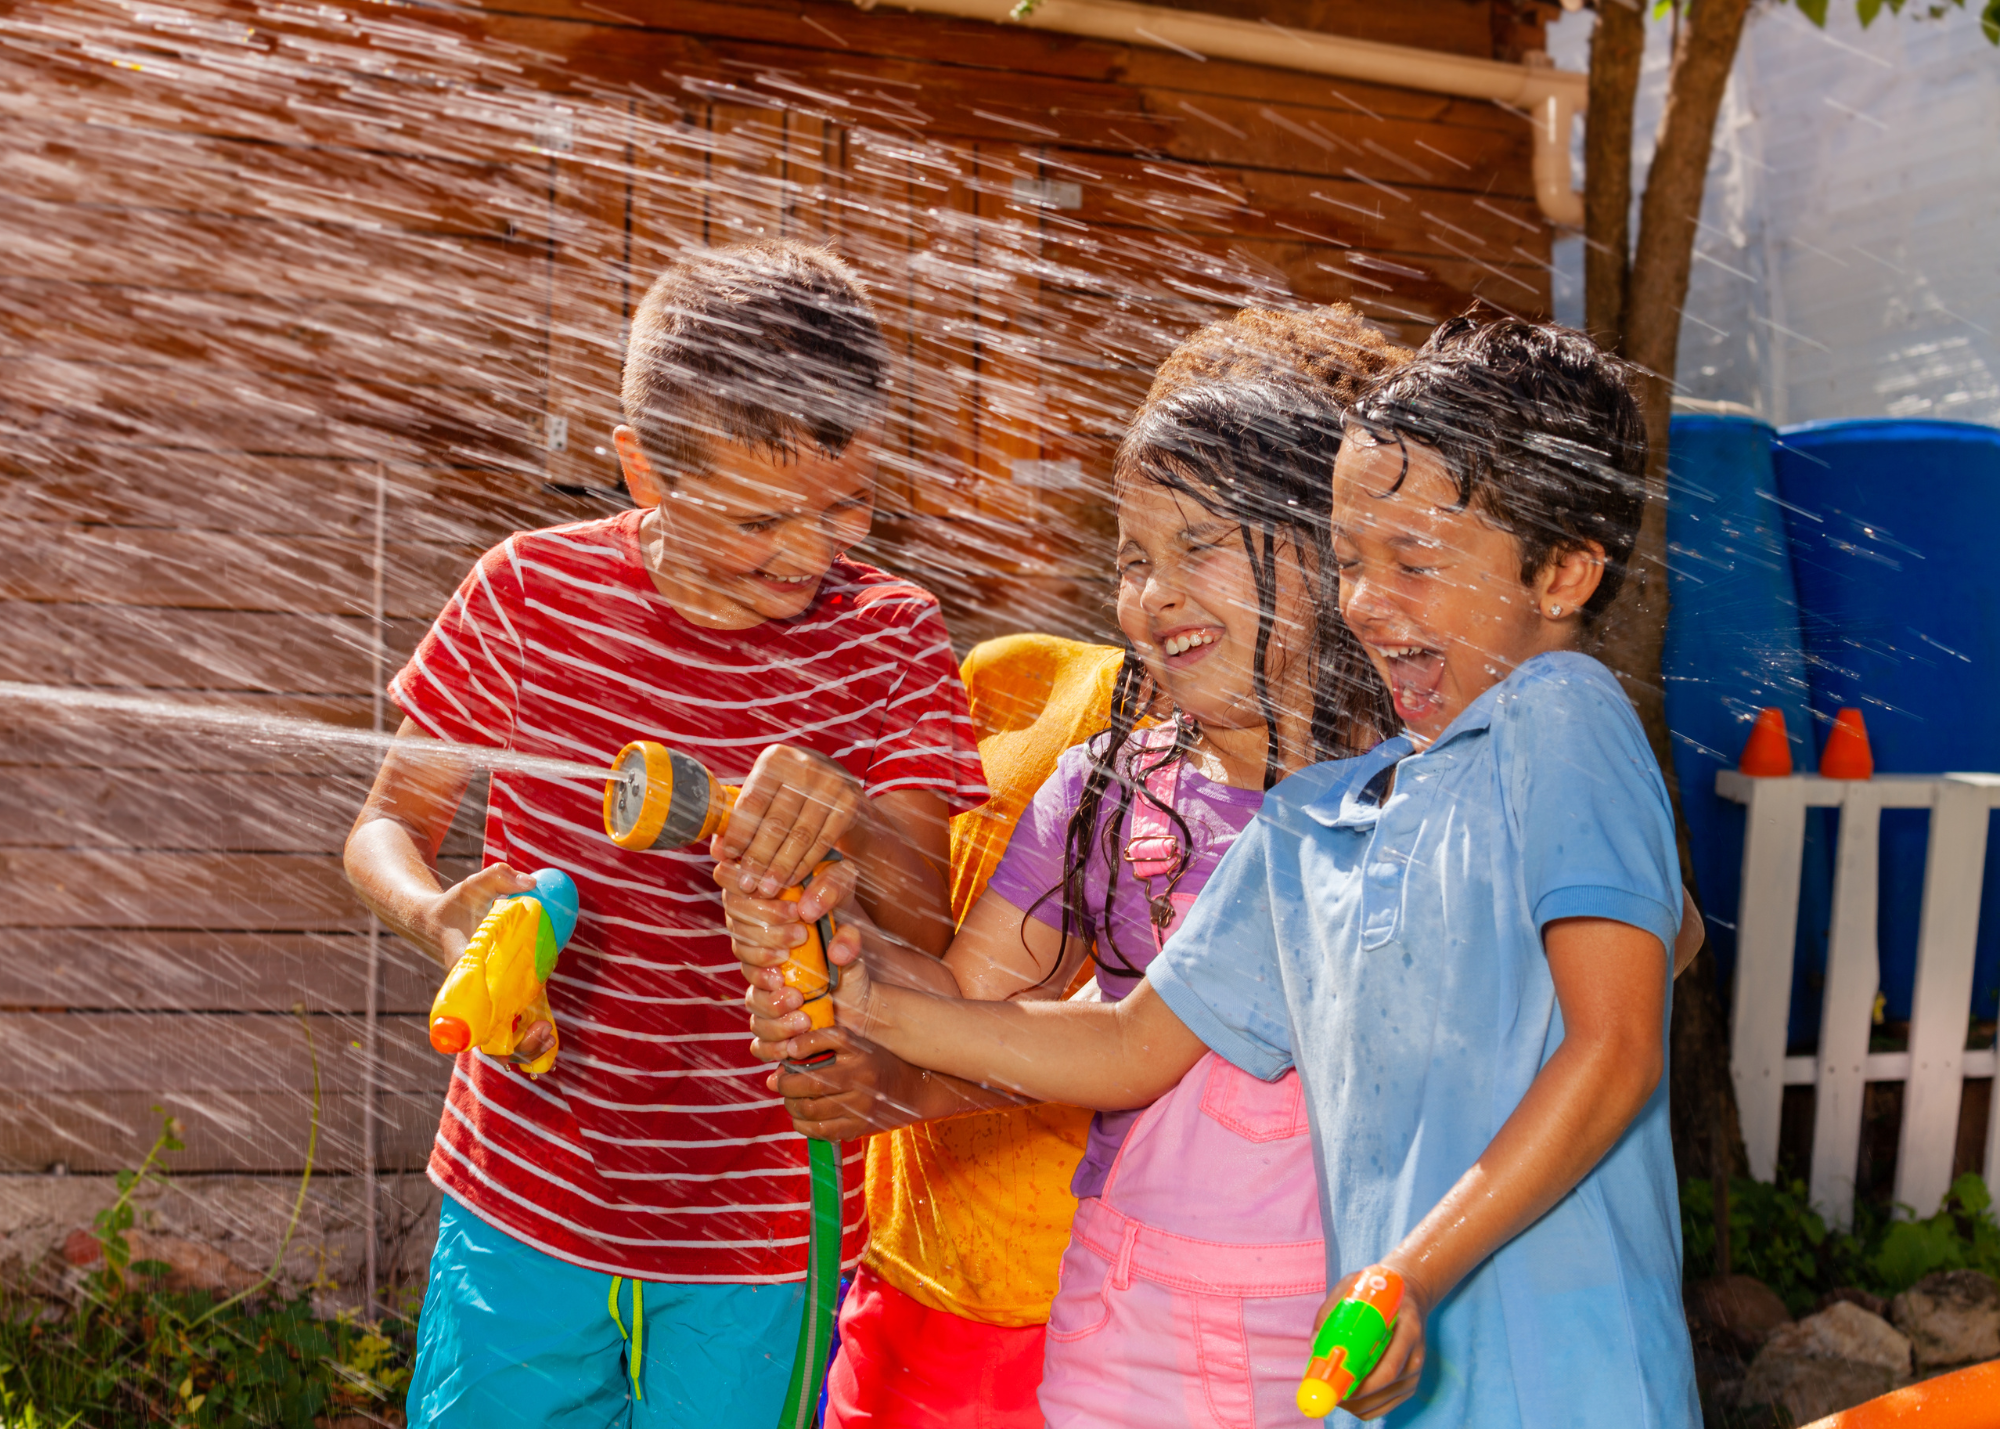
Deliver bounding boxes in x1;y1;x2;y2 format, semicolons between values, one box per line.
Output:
716;855;858;973
1316;1263;1430;1420
715;745;868;897
763;1027;923;1141
423;862;556;1067
742;915;875;1063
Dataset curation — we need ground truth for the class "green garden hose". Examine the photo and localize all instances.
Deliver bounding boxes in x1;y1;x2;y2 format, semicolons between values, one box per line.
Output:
776;1136;843;1429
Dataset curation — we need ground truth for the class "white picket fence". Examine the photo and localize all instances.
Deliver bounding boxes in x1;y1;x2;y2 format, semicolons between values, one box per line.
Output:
1720;770;2000;1229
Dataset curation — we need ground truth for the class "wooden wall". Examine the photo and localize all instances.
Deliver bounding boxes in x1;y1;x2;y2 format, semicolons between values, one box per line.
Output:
0;0;1554;1211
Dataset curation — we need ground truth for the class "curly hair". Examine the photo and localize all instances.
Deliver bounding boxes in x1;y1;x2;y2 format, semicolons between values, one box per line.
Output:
1144;303;1408;409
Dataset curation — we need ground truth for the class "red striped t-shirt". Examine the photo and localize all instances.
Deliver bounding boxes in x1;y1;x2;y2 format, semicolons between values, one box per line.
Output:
390;510;987;1282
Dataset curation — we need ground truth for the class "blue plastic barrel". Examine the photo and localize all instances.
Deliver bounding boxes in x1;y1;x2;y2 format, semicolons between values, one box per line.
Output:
1770;419;2000;1031
1663;415;1831;1042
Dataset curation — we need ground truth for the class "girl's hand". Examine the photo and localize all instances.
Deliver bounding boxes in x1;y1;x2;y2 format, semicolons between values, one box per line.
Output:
714;744;868;897
716;856;858;990
763;1027;924;1140
422;863;555;1067
1315;1263;1430;1421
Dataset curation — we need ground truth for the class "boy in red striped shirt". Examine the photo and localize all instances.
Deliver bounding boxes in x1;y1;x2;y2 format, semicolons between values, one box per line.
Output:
345;240;987;1426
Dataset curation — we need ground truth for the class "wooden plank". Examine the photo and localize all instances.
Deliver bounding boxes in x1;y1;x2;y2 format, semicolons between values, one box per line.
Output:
1035;151;1551;264
1721;772;1812;1184
0;768;483;859
0;449;612;546
544;102;637;494
0;526;478;621
1040;231;1549;325
0;850;367;930
1895;777;1993;1215
0;930;438;1015
835;129;923;514
0;358;544;470
969;144;1049;528
0;115;549;240
0;1091;441;1174
0;278;549;395
0;695;384;776
1;1012;439;1094
0;195;544;309
900;139;985;519
1812;783;1889;1228
0;602;427;694
484;0;1507;76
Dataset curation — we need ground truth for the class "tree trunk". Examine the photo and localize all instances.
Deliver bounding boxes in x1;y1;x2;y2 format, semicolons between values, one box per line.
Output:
1589;0;1758;1183
1584;0;1644;351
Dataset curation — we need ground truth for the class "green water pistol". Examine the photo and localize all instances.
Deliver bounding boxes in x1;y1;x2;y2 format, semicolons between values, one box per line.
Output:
1296;1265;1404;1417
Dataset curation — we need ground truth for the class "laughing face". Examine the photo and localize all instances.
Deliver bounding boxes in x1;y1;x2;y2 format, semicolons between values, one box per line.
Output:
615;423;878;629
1331;427;1602;744
1115;479;1316;741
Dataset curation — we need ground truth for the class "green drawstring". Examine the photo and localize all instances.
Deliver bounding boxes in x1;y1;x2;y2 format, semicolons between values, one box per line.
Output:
608;1275;645;1402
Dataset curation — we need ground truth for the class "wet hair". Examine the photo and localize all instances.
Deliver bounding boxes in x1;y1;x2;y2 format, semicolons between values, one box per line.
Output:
1034;306;1402;982
1347;314;1648;617
621;240;889;483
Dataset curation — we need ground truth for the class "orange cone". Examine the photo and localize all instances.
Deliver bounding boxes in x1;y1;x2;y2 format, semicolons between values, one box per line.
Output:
1819;708;1874;780
1737;708;1793;777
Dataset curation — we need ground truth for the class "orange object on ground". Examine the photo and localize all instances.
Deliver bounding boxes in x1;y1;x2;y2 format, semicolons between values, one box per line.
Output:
1738;707;1794;777
1820;707;1875;780
823;1265;1049;1429
1795;1357;2000;1428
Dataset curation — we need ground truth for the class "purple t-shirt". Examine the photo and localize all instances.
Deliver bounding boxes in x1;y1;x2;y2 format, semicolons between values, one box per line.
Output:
985;738;1264;1198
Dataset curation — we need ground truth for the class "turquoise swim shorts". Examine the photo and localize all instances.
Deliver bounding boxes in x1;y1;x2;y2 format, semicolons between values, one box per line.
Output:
406;1193;807;1428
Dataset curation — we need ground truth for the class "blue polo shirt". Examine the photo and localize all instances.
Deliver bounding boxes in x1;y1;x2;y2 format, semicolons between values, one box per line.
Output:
1150;652;1697;1429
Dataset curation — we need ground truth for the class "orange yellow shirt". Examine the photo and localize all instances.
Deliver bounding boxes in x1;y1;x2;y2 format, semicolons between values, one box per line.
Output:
861;633;1125;1326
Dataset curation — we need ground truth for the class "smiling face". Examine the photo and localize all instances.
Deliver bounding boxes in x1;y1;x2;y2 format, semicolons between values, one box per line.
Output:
1115;478;1316;741
614;423;878;628
1331;428;1603;744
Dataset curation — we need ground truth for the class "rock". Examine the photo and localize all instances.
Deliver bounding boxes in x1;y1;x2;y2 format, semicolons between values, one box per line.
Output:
126;1230;262;1295
1740;1302;1912;1424
1889;1269;2000;1370
1815;1286;1889;1321
1693;1275;1793;1353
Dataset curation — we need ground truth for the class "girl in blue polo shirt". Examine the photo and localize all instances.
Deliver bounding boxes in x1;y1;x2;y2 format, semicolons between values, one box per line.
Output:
753;316;1699;1427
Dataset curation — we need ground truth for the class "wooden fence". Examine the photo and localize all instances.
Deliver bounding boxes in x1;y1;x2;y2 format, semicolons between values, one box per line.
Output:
1723;770;2000;1228
0;0;1558;1291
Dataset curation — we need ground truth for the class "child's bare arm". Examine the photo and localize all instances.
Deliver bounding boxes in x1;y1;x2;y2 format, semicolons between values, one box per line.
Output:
714;744;953;956
1338;916;1668;1421
757;930;1208;1114
343;719;547;1060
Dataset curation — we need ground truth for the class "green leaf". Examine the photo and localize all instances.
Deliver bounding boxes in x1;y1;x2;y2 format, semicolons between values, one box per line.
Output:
1652;0;1676;18
1983;0;2000;43
1796;0;1831;24
1858;0;1884;23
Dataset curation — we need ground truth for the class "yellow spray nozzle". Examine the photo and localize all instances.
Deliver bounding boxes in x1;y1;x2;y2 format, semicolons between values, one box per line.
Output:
604;741;734;851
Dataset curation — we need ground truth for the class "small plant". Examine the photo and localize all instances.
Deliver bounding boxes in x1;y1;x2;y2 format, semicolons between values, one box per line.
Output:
0;1010;417;1425
1868;1173;2000;1293
1682;1171;2000;1311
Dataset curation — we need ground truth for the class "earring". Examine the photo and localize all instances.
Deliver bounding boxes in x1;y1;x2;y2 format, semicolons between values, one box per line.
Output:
1547;604;1564;618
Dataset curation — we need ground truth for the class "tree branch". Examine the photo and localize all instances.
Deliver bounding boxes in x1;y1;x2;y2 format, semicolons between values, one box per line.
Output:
1584;0;1645;351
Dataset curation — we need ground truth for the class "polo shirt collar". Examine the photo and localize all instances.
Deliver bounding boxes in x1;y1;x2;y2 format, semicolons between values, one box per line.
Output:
1299;673;1517;829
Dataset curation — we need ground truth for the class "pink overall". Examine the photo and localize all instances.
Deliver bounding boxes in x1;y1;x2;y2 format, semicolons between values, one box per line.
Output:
1038;1057;1327;1427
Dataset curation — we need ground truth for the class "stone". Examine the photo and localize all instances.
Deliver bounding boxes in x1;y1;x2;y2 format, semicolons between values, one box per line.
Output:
1815;1286;1889;1321
1740;1302;1912;1424
1889;1269;2000;1370
1693;1274;1793;1353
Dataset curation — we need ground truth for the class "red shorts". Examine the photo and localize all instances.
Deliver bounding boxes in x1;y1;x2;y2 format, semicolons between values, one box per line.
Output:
824;1265;1048;1429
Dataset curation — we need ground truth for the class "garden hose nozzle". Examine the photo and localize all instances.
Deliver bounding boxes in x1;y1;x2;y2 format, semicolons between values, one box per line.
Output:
603;740;736;852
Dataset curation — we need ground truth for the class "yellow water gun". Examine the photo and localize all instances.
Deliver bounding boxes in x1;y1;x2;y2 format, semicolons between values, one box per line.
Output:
427;867;580;1076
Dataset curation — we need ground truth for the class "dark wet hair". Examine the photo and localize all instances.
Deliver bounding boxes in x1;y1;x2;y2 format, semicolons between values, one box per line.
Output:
1034;375;1396;981
621;239;888;483
1347;314;1648;617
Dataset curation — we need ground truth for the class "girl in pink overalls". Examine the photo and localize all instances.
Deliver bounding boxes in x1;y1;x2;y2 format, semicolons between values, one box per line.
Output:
735;365;1399;1426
